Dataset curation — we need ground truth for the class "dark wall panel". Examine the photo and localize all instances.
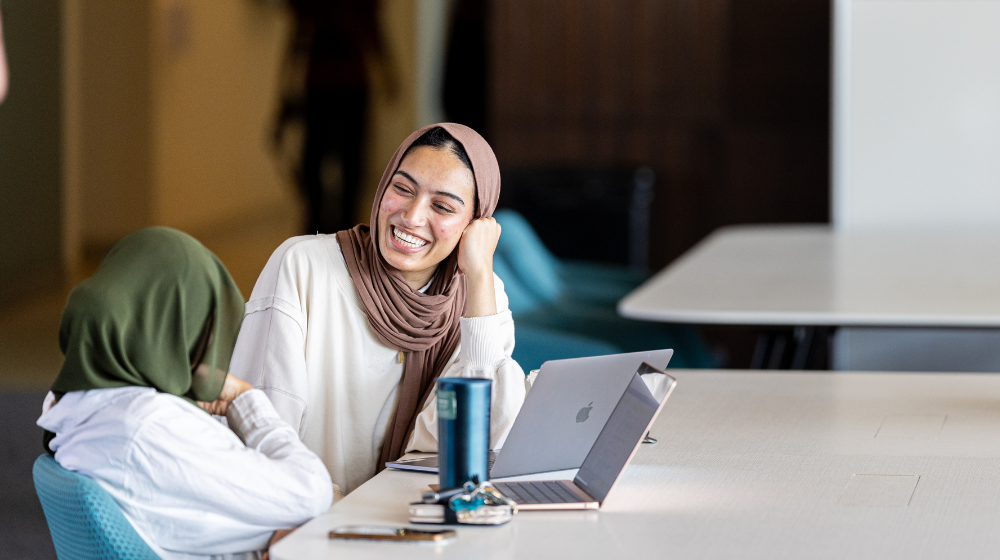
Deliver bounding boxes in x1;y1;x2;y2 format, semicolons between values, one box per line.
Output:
0;1;63;305
488;0;830;270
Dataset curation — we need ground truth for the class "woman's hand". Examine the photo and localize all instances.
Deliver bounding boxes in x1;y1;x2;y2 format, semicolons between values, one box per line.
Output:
197;371;253;416
458;217;501;317
457;217;501;278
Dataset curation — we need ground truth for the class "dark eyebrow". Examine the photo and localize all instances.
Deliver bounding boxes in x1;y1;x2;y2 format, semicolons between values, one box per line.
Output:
394;170;419;186
393;170;466;206
433;191;466;206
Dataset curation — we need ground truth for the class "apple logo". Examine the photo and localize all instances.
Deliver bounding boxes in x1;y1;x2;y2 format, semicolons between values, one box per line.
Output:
576;402;593;423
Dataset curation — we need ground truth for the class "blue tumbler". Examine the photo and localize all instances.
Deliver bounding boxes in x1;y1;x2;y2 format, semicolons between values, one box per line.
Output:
437;377;492;490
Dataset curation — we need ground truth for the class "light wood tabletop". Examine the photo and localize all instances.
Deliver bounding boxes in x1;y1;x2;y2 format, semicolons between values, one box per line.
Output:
273;369;1000;559
618;224;1000;327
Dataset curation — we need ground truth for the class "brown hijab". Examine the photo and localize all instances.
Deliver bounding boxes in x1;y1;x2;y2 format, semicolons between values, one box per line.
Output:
336;123;501;470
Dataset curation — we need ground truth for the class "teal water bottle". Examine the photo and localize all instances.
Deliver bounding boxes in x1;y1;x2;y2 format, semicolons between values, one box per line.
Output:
437;378;492;490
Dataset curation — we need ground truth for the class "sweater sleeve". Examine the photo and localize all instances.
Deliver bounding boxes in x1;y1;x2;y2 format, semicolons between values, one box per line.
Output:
228;237;312;437
407;273;527;452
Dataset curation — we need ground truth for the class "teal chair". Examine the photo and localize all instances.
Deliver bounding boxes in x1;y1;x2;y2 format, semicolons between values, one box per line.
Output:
33;454;159;560
495;253;623;370
494;209;648;305
494;209;715;369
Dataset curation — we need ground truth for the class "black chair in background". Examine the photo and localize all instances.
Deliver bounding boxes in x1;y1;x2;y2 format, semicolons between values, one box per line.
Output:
497;167;655;271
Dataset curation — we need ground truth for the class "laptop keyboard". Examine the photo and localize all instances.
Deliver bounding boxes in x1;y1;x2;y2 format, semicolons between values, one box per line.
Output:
493;481;582;505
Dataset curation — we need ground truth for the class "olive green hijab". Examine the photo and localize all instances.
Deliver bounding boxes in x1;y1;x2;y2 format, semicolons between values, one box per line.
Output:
50;227;245;403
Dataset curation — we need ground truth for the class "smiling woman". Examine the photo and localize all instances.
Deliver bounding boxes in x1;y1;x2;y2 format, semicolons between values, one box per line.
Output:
378;134;477;288
228;124;526;495
378;129;500;318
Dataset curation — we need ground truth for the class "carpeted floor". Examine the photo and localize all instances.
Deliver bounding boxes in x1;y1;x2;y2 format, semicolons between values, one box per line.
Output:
0;390;57;559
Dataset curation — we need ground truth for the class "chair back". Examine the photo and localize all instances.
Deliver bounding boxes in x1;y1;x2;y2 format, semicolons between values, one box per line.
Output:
494;209;563;303
491;251;545;314
33;454;159;560
498;167;654;269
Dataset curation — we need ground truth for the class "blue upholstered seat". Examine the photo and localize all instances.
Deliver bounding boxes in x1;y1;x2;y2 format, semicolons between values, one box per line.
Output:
33;454;159;560
493;240;623;370
493;209;715;370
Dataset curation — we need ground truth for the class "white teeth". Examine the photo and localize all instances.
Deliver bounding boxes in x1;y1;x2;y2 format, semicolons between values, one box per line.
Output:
392;226;427;248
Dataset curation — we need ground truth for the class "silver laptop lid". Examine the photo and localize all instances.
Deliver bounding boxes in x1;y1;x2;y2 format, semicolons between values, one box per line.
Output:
573;367;675;504
490;349;673;478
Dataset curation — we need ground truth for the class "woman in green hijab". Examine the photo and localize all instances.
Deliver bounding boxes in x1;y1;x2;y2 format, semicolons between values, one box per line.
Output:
50;226;242;406
37;227;333;559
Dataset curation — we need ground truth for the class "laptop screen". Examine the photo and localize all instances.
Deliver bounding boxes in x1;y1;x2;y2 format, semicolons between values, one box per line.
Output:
572;370;661;503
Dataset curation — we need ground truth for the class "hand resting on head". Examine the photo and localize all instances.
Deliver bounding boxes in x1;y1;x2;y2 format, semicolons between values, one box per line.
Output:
458;216;502;318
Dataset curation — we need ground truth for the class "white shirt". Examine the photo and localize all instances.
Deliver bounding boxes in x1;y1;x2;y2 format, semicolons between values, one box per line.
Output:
37;387;333;560
228;235;528;494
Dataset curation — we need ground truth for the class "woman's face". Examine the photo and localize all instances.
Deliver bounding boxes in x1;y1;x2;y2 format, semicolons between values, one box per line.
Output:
377;145;476;288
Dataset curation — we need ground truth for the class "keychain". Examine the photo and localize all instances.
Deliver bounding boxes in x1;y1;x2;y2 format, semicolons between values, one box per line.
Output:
410;480;517;525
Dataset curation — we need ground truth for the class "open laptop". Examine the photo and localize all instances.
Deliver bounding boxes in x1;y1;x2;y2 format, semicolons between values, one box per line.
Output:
385;349;673;477
492;366;676;510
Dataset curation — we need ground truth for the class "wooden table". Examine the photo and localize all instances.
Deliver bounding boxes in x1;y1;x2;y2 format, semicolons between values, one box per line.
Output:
618;225;1000;368
273;369;1000;559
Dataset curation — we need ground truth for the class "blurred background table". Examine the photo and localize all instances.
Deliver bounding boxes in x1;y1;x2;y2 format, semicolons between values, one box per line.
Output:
619;225;1000;370
273;369;1000;560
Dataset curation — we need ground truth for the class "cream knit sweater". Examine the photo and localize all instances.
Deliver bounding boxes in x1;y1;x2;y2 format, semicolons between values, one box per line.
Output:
229;235;527;494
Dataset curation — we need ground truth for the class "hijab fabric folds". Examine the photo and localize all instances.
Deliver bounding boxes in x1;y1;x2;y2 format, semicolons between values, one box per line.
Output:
51;227;245;403
336;123;501;469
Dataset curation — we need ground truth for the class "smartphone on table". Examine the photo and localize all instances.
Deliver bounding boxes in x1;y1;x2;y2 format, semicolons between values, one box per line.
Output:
329;525;456;543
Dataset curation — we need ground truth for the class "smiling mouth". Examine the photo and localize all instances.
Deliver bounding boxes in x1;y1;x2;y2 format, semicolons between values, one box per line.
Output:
391;226;428;249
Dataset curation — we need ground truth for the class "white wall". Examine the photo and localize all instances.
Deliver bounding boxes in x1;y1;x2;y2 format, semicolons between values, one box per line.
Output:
358;0;452;224
415;0;451;128
832;0;1000;231
61;0;446;264
832;0;1000;371
62;0;298;258
834;328;1000;372
150;0;293;234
